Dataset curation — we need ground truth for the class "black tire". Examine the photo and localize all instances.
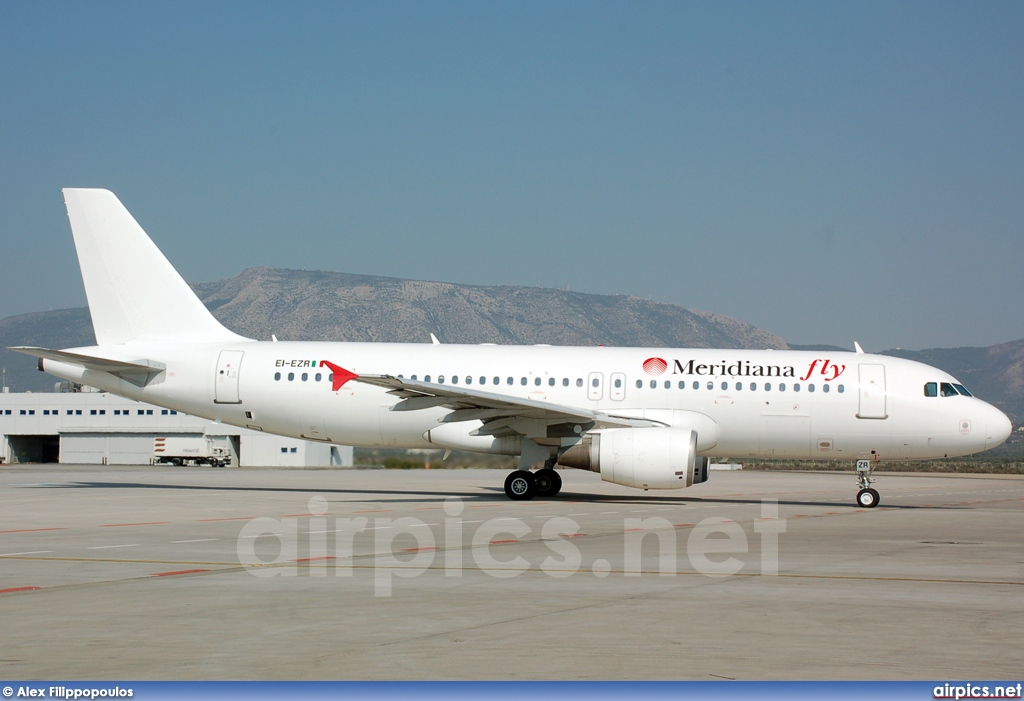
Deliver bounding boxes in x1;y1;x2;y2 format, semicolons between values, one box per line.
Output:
534;468;562;497
171;458;182;467
856;488;880;508
504;470;537;500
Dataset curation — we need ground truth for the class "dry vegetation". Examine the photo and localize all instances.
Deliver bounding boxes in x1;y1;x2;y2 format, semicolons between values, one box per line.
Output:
355;448;1024;474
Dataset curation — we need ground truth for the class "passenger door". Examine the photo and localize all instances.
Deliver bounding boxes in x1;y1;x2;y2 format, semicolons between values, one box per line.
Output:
214;350;244;404
857;364;888;419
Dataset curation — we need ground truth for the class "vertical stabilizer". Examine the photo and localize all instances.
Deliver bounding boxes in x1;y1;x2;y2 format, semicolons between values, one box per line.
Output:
63;188;248;345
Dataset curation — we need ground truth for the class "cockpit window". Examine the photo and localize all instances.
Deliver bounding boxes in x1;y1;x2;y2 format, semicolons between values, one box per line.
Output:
954;383;973;397
924;382;937;397
940;382;958;397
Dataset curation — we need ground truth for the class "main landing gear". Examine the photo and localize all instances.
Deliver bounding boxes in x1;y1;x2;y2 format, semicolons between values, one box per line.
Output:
504;459;562;500
855;459;881;508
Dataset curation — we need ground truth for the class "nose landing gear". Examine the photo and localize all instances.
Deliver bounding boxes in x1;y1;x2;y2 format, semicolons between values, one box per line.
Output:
855;459;880;508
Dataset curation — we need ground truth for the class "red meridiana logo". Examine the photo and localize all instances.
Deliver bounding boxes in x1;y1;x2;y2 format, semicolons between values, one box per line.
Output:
642;357;668;376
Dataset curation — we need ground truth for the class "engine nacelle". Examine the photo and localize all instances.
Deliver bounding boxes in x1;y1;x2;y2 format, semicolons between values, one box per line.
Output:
557;428;710;489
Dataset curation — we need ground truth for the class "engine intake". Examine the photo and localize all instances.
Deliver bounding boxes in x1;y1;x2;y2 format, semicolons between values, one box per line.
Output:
557;427;710;489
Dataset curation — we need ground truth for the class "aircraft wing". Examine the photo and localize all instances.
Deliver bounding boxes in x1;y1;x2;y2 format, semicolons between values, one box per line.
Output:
354;374;660;437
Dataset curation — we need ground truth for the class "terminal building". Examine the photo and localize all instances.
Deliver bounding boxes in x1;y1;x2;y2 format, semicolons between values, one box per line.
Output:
0;387;353;467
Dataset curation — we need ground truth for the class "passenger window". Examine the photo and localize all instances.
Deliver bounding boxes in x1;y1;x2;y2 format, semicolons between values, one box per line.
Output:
548;378;555;386
838;384;844;393
576;378;583;387
493;377;500;385
721;382;728;391
411;375;418;381
424;375;431;382
315;373;322;382
750;383;757;391
735;382;742;391
562;378;569;387
808;384;815;393
301;373;308;381
707;381;713;390
779;383;786;391
274;372;281;381
328;373;334;383
288;372;295;381
679;381;686;389
463;376;470;385
940;382;958;397
636;380;643;389
822;384;830;393
480;376;486;385
451;376;458;384
954;384;972;397
793;383;800;392
522;377;528;386
765;382;771;391
592;378;599;388
924;382;937;397
507;377;514;385
614;378;622;388
534;377;542;386
651;380;658;389
693;381;699;390
664;380;671;389
439;376;446;384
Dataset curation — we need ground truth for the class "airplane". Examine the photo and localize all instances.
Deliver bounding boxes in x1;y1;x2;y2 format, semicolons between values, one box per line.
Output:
10;189;1013;508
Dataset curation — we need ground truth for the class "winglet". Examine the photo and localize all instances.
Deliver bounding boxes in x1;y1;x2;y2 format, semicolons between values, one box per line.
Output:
430;333;441;345
854;341;865;354
320;360;359;390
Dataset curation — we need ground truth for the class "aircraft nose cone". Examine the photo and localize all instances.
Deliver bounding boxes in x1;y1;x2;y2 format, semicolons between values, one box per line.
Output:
986;405;1013;450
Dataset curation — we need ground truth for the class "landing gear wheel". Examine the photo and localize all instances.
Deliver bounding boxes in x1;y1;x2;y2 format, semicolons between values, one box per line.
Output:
504;470;537;500
856;488;880;508
533;468;562;497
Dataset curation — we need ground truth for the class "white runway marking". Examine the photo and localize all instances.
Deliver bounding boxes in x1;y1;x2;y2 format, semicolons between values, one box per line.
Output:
0;550;54;557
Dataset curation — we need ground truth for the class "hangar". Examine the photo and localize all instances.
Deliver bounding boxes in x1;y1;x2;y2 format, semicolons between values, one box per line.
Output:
0;387;352;467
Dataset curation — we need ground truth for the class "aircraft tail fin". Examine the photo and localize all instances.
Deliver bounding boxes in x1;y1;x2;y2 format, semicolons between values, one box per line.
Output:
62;188;248;345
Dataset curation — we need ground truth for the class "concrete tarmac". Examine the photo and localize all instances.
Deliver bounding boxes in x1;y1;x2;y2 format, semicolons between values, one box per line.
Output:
0;465;1021;680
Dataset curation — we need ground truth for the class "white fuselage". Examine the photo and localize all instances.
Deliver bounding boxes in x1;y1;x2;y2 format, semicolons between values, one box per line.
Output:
42;341;1011;462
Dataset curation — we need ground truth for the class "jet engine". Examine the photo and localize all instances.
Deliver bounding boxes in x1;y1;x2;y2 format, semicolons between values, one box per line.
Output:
557;427;710;489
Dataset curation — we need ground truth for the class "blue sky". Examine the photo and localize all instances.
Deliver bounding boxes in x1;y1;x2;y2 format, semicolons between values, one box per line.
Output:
1;1;1022;350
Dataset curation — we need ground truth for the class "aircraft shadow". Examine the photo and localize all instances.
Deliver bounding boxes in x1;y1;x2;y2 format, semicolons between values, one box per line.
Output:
25;481;950;510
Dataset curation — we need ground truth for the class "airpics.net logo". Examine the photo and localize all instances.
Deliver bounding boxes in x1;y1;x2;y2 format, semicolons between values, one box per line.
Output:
642;357;668;376
235;496;786;597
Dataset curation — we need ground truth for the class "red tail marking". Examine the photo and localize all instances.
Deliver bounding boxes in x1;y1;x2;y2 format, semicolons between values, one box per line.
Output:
321;360;358;390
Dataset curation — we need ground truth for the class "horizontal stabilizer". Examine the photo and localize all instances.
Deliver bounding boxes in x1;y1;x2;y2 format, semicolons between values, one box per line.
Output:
8;346;165;386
